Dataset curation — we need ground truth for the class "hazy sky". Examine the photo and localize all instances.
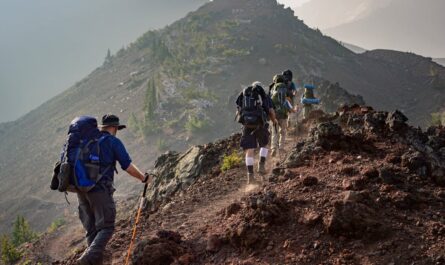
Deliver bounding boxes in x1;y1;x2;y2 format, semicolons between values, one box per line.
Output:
0;0;205;123
278;0;312;7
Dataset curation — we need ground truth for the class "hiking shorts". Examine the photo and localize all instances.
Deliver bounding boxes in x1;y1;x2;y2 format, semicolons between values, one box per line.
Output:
240;124;270;150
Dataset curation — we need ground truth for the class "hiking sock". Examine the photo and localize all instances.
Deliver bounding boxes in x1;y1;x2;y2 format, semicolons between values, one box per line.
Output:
246;156;254;174
259;148;268;163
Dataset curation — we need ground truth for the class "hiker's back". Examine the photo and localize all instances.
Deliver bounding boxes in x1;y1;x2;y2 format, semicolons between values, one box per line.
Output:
237;86;267;127
271;82;290;119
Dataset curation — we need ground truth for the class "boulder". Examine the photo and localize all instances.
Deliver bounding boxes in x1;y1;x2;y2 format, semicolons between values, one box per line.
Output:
386;110;408;131
324;200;383;239
378;167;403;184
206;234;223;252
132;230;186;265
302;176;319;186
401;151;430;177
146;147;205;210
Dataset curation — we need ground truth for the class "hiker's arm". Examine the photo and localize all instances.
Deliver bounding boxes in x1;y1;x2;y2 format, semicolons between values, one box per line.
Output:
112;139;148;183
125;163;148;183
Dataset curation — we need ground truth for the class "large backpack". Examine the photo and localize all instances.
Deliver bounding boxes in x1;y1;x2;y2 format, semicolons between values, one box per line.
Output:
53;116;111;193
238;86;266;127
271;82;290;119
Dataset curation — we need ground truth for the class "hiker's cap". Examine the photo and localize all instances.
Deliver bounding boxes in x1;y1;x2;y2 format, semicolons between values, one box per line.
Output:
99;114;126;130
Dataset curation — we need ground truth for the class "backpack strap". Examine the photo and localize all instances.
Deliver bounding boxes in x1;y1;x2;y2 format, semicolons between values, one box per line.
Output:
96;135;115;182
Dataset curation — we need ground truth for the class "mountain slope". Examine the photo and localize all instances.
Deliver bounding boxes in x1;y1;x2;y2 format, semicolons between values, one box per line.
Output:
323;0;445;57
1;0;445;233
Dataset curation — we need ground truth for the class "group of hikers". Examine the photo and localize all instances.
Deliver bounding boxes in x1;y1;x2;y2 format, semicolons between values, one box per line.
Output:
235;69;319;184
50;69;319;264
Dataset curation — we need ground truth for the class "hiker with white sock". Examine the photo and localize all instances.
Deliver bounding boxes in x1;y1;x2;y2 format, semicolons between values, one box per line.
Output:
235;81;277;184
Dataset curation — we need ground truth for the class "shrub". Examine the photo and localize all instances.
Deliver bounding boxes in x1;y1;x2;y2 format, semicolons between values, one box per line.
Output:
1;235;21;264
156;138;169;152
48;218;65;234
221;151;243;172
431;112;445;126
185;115;211;134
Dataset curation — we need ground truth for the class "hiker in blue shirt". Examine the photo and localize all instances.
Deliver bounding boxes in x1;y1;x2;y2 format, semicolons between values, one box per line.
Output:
77;114;150;265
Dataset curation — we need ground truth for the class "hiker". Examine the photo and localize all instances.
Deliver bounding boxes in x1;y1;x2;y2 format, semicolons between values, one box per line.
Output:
301;84;320;119
236;82;277;184
270;74;297;157
282;69;298;127
75;114;151;265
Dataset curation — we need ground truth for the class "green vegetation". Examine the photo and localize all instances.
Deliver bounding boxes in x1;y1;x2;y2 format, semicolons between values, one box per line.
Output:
221;48;250;57
47;218;65;233
185;115;211;134
104;48;112;65
431;112;445;126
127;112;142;135
221;151;243;172
156;138;169;152
127;77;147;90
11;216;37;247
19;260;42;265
1;235;22;264
142;79;160;136
181;87;216;101
135;30;171;63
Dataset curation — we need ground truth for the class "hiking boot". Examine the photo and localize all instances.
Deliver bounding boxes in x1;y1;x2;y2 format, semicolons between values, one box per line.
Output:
76;252;92;265
271;149;277;157
247;173;259;185
258;162;266;175
76;251;103;265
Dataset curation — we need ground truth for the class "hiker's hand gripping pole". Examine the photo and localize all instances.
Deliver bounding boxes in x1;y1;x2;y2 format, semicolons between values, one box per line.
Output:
125;180;149;265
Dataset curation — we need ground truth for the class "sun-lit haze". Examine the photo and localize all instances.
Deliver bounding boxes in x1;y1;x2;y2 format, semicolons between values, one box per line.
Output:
282;0;445;58
278;0;312;8
0;0;205;123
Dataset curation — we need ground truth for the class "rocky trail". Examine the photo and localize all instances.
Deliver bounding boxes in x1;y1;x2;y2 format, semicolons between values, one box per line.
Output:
23;105;445;265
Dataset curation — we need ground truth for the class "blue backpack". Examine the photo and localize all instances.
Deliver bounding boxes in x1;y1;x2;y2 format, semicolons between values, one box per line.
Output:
57;116;111;193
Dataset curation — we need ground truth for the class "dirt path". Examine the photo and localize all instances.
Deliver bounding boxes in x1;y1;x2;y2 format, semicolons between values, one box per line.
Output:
46;223;85;261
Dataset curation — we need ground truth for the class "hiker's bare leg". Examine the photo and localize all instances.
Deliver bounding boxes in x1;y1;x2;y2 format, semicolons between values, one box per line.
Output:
245;149;255;184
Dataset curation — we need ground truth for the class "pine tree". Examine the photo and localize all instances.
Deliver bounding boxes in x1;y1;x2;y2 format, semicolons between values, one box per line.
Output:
143;79;158;126
11;215;36;247
104;48;112;65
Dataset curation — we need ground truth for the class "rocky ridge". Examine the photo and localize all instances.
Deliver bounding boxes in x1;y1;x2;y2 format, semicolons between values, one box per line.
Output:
44;105;445;265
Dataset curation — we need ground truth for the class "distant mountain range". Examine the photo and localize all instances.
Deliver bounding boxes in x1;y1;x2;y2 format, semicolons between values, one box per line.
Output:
294;0;445;58
1;0;445;233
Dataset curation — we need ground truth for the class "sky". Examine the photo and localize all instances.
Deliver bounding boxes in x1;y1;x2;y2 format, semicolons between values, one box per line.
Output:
0;0;205;123
278;0;312;7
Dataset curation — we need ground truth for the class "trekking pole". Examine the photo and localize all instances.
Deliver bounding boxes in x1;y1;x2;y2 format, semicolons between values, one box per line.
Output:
125;181;149;265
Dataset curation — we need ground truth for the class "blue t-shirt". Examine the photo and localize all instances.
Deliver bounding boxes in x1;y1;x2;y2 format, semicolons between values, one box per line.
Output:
93;131;132;191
